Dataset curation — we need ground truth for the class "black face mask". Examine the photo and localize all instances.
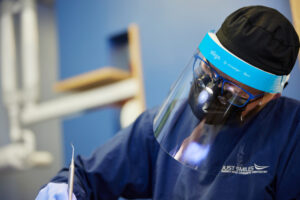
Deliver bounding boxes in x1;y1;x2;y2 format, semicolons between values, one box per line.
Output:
188;74;245;125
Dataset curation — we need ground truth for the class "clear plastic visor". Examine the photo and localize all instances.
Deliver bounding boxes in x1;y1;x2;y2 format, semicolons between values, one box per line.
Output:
153;49;266;170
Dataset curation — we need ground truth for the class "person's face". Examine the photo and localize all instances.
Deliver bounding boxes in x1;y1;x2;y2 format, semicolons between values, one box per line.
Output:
207;61;279;118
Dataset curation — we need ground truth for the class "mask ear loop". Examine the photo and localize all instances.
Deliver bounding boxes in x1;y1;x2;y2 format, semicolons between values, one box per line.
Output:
282;74;290;90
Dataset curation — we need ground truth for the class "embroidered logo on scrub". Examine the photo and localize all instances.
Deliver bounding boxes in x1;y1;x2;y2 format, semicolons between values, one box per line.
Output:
221;163;269;175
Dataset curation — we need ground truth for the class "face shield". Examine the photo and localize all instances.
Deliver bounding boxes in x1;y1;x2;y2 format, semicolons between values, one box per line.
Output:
153;31;289;194
154;48;257;169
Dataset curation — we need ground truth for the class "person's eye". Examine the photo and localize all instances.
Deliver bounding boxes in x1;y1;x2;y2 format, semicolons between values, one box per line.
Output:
224;85;248;98
224;85;236;93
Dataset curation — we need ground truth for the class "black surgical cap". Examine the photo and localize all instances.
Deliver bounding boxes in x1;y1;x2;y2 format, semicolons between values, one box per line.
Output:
216;5;300;75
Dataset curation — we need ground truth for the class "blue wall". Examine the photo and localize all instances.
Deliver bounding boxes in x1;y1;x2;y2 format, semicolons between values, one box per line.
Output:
56;0;300;163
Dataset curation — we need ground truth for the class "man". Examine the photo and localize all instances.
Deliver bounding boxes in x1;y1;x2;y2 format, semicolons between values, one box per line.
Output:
36;5;300;200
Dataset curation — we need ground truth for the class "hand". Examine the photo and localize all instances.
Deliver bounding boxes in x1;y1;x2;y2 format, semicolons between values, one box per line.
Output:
35;182;77;200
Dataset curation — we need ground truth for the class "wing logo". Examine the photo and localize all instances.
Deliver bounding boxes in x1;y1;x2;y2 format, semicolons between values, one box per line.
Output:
254;163;269;170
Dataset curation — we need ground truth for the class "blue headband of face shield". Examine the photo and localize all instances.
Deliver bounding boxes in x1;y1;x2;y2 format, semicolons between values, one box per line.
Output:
198;31;290;93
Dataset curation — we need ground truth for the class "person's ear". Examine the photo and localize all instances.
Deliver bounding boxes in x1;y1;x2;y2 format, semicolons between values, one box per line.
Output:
261;93;281;105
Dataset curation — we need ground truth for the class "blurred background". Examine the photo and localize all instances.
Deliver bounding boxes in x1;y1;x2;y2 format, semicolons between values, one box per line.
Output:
0;0;299;199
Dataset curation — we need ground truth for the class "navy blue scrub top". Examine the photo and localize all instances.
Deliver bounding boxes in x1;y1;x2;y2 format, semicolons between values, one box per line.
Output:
51;97;300;200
